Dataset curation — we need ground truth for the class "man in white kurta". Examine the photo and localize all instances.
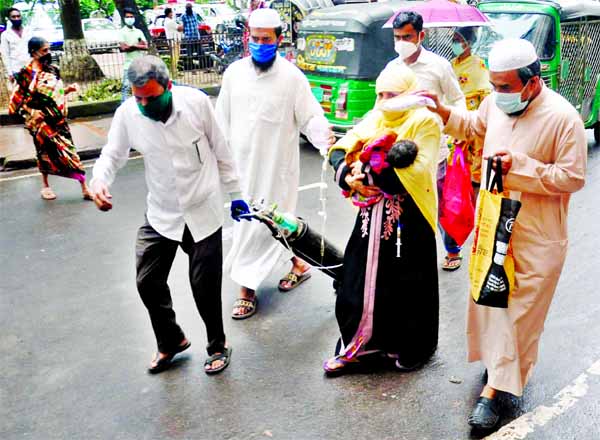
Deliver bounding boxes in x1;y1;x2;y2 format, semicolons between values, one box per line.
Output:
216;9;331;319
423;39;587;429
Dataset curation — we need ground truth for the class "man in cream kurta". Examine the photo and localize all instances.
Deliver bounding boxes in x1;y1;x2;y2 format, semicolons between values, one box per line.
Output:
422;39;587;429
216;9;331;319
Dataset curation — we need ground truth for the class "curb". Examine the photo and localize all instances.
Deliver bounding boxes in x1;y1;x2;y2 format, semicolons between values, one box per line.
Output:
1;146;105;171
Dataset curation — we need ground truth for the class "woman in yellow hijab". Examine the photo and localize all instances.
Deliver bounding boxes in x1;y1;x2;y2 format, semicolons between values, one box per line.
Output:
324;63;442;376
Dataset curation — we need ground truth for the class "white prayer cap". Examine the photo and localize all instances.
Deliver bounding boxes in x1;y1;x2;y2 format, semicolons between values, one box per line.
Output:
248;8;282;28
488;38;539;72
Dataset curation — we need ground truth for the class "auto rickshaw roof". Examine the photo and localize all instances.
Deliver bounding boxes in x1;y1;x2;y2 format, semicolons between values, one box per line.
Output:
300;0;420;33
479;0;600;19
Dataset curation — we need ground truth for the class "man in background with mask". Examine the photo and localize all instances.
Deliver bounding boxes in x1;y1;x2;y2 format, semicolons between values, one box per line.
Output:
390;11;467;272
91;55;244;376
0;7;31;89
215;8;333;320
119;7;147;102
421;38;587;430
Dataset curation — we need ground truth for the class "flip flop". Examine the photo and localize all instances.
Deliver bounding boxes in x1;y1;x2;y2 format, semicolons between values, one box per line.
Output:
204;347;232;375
442;255;463;271
278;270;312;292
82;189;93;201
147;340;191;374
40;187;56;200
323;355;362;377
231;297;258;320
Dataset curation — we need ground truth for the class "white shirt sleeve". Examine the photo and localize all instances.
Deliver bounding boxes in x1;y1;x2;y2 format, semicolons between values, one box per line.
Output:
91;107;133;187
0;32;11;75
295;74;327;146
201;93;240;193
214;71;232;145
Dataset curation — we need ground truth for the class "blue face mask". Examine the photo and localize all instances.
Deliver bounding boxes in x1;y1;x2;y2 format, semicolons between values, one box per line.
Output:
451;41;465;57
249;42;278;63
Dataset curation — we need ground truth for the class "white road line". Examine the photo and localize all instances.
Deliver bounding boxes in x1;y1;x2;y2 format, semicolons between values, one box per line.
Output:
485;358;600;439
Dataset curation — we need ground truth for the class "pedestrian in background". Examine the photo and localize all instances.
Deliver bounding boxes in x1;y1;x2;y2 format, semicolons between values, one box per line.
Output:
216;8;333;320
0;7;31;90
390;11;467;271
449;26;491;187
91;55;244;375
8;37;91;201
422;38;587;430
118;7;147;103
163;7;182;76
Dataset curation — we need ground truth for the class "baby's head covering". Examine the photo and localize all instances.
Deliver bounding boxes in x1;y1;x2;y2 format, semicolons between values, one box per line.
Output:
376;62;417;95
488;38;538;72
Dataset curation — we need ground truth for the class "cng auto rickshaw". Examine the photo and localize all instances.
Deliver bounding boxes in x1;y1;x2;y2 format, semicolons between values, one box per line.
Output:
297;0;458;134
477;0;600;143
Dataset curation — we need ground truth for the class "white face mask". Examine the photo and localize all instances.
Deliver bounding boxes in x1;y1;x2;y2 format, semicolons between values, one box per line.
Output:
494;80;531;115
124;17;135;27
394;39;419;60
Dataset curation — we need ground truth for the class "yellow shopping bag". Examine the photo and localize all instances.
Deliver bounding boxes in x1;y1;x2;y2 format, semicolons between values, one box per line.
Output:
469;157;521;308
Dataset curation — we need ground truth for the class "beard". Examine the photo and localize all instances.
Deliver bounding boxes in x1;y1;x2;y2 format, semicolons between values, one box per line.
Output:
251;54;277;72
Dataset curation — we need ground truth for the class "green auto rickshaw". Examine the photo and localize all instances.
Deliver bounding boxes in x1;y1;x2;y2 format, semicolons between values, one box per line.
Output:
477;0;600;142
297;1;408;134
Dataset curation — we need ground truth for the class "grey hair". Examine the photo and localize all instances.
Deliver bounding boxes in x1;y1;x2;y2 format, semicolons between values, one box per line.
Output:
127;55;170;89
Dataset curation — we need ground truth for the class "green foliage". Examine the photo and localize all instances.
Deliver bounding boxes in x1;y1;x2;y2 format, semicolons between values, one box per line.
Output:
80;78;122;102
79;0;115;19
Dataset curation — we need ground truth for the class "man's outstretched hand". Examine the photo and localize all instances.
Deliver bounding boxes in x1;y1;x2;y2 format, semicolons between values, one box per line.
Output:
91;180;113;212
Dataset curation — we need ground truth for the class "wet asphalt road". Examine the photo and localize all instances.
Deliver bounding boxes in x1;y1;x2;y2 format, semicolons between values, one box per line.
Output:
1;137;599;440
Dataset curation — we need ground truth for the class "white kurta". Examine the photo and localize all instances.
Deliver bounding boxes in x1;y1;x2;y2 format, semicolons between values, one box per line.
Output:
216;56;326;289
445;86;587;396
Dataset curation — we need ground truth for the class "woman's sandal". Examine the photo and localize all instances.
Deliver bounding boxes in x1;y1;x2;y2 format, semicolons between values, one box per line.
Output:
278;270;311;292
442;255;463;271
204;347;232;375
231;297;258;320
323;355;362;377
40;187;57;200
82;188;93;201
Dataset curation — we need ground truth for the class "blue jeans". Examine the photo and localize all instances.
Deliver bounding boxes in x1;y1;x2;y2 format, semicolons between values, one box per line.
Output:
437;160;461;255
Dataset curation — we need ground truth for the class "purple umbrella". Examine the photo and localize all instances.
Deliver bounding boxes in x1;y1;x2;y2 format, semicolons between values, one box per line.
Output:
383;0;490;28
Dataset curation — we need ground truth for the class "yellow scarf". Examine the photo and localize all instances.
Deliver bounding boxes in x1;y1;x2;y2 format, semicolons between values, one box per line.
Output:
330;63;441;233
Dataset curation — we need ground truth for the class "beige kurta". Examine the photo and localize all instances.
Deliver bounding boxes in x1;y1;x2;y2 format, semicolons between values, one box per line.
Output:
445;86;587;396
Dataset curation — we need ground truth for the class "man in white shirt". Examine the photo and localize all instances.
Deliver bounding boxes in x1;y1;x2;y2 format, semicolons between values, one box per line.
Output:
163;7;182;75
216;8;333;320
0;8;31;87
91;56;244;375
390;11;467;271
119;7;148;102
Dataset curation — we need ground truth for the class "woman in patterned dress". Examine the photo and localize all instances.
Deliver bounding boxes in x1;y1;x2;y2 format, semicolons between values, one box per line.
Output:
9;37;91;201
324;63;442;375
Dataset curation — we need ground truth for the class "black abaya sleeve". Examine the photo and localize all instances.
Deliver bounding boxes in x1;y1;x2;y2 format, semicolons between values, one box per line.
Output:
370;166;407;195
329;149;352;192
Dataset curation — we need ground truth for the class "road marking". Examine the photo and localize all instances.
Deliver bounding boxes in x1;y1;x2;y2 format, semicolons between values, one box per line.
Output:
485;358;600;439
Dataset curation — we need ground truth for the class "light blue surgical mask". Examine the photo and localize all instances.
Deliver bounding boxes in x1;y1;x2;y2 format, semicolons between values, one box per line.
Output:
451;41;465;57
124;17;135;27
494;82;530;115
249;42;278;63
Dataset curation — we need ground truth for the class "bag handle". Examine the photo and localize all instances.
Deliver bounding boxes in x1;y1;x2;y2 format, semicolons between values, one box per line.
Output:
485;156;504;193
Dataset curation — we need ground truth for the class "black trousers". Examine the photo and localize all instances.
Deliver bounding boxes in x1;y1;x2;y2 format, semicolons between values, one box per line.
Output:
135;221;225;355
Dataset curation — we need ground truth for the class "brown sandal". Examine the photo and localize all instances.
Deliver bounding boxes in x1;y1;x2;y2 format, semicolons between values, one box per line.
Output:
442;255;463;271
278;270;311;292
40;187;56;200
231;297;258;320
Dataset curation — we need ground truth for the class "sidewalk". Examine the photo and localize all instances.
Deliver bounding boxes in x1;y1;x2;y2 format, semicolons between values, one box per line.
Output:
0;115;113;171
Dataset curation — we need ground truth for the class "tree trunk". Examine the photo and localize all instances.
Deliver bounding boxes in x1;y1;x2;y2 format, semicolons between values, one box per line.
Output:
58;0;104;82
114;0;152;43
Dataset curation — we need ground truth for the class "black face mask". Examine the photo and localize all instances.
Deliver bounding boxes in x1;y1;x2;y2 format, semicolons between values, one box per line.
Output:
10;18;22;28
39;53;52;65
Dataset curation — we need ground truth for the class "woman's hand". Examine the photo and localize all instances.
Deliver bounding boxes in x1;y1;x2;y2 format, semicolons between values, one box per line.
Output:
345;162;380;198
65;83;79;95
31;109;44;124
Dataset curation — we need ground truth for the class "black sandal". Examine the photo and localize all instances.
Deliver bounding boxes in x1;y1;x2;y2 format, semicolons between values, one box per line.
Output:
204;347;232;375
148;340;191;374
